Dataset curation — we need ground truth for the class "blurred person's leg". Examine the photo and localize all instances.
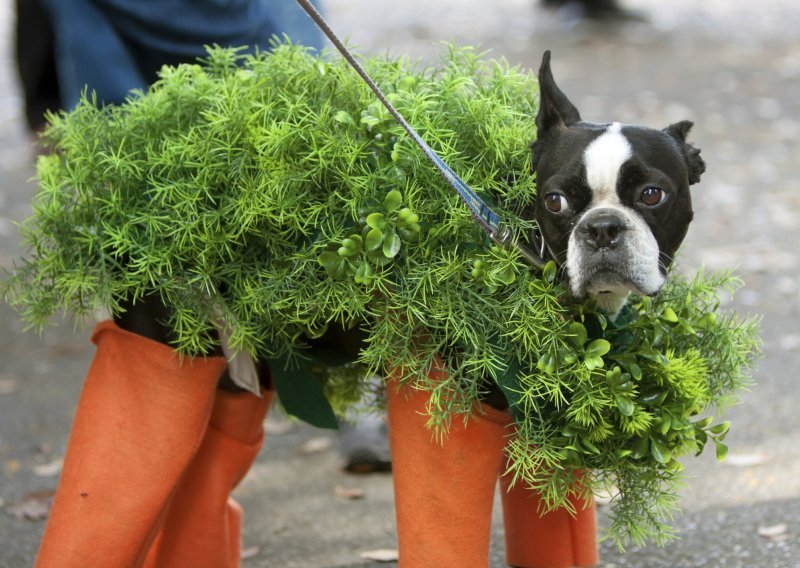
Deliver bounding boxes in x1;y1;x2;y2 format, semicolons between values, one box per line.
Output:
541;0;645;21
38;0;146;108
89;0;322;86
39;0;323;109
15;0;60;132
338;410;392;473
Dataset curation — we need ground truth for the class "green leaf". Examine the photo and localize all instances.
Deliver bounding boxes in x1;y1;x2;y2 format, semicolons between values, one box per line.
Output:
366;212;387;230
662;307;679;323
567;322;587;349
583;439;602;455
709;421;731;436
584;355;604;370
715;441;729;462
318;251;340;270
697;312;718;329
333;110;356;126
494;265;516;285
365;227;384;251
615;395;635;417
537;352;557;373
367;249;392;265
542;260;557;283
354;262;374;285
606;366;622;384
694;429;708;455
693;416;713;429
659;414;672;435
641;390;663;405
397;76;417;91
631;436;650;459
360;113;382;127
494;357;526;423
586;339;611;357
270;354;338;430
397;208;420;228
617;380;633;393
667;459;684;472
384;190;403;213
650;440;672;464
382;232;401;258
338;238;360;257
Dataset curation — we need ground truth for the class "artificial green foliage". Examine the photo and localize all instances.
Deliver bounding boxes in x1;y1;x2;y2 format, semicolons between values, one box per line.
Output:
2;43;759;547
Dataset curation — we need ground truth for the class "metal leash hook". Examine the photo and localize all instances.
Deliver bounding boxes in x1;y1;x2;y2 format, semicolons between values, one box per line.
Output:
294;0;547;271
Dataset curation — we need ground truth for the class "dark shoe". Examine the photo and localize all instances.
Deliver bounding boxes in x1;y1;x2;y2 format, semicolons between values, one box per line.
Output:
337;413;392;473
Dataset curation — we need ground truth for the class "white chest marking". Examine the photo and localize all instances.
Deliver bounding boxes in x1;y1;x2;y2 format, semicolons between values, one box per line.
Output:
583;123;632;205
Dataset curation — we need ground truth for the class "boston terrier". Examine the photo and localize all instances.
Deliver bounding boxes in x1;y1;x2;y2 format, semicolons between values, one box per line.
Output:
530;51;705;315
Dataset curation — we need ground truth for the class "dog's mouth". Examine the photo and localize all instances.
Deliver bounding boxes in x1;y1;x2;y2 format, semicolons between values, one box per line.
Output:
584;267;636;295
581;264;664;302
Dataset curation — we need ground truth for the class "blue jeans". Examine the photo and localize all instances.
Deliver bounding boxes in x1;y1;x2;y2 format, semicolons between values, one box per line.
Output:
39;0;323;108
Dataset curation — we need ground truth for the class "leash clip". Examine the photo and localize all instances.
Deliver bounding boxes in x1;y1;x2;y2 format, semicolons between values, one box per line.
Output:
491;225;548;272
490;225;513;248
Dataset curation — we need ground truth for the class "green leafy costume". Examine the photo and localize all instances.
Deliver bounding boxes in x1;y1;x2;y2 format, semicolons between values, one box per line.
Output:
3;44;760;547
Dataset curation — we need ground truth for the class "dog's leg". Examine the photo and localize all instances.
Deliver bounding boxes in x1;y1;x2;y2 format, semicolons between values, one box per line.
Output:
500;468;598;568
387;375;513;567
143;363;273;568
35;316;226;568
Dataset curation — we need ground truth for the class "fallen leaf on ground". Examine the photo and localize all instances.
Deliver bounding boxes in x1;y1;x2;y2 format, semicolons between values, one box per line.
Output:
5;459;22;475
240;546;260;560
725;453;769;467
264;420;294;435
758;523;789;542
6;489;56;521
33;458;64;477
0;377;19;395
335;485;366;500
359;549;399;562
301;436;333;454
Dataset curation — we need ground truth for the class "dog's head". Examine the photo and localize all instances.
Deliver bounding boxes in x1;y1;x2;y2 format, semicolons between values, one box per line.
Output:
529;52;705;314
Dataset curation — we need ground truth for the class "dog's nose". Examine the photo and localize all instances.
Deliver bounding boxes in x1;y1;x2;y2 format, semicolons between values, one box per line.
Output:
585;212;624;250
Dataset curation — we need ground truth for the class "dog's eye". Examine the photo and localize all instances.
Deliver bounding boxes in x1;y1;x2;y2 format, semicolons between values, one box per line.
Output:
544;192;569;213
640;187;666;207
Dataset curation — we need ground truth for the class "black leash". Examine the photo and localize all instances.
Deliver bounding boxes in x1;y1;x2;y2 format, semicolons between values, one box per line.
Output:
294;0;547;270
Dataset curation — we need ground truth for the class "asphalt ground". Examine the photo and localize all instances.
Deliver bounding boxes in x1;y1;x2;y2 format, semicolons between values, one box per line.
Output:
1;1;799;566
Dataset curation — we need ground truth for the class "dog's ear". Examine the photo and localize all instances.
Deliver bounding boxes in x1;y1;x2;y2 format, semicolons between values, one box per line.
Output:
665;120;706;185
536;51;581;135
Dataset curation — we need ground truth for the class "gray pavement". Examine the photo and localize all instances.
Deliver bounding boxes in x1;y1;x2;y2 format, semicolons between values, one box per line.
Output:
1;0;799;566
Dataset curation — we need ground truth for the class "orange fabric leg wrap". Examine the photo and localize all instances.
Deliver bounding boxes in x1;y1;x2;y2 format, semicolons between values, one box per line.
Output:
35;320;226;568
387;376;513;568
144;387;273;568
500;468;598;568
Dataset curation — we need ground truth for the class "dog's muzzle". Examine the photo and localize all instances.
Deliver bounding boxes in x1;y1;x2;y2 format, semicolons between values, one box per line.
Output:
567;207;665;304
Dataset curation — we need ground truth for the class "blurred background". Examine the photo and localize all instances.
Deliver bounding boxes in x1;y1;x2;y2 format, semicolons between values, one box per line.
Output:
1;0;799;566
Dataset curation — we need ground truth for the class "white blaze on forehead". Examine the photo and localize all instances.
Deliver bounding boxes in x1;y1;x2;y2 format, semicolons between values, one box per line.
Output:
583;123;632;205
